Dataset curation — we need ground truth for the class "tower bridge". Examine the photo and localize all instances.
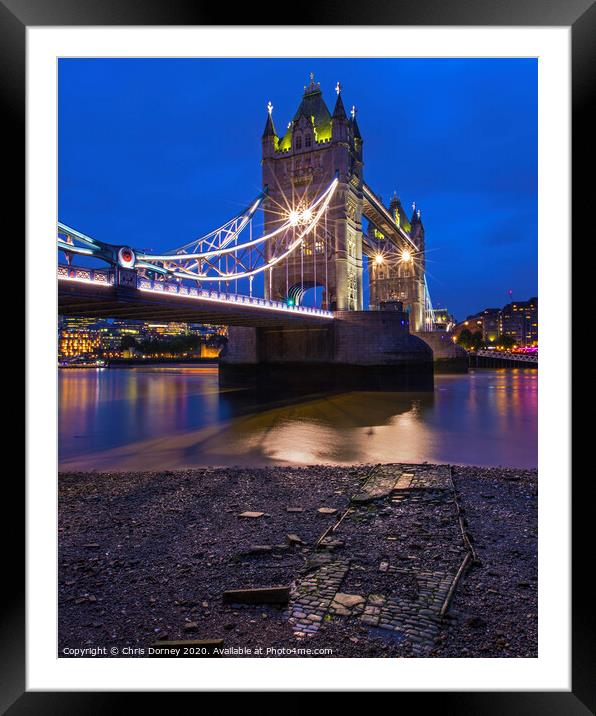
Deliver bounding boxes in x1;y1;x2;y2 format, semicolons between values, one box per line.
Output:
58;74;443;390
261;75;432;329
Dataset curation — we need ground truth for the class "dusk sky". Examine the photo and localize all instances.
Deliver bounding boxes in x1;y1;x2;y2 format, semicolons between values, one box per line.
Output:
59;58;537;320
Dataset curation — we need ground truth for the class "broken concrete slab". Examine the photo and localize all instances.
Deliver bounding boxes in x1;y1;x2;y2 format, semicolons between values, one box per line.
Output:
330;593;365;616
351;465;404;503
393;474;414;491
333;593;365;608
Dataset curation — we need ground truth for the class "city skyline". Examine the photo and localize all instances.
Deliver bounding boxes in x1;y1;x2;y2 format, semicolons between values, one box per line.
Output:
59;58;537;319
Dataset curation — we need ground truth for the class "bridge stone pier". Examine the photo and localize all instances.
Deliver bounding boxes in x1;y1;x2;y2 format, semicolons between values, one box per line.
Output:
220;307;433;393
414;331;468;373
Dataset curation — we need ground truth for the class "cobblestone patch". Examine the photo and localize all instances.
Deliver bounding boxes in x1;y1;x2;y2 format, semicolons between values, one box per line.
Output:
286;464;463;653
392;465;452;492
288;560;350;637
368;566;454;655
353;464;451;502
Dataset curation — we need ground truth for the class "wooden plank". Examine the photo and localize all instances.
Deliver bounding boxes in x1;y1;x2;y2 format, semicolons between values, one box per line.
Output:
222;586;290;605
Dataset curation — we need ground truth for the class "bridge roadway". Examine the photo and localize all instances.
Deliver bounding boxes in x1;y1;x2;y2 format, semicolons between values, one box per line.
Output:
58;265;333;327
361;182;415;254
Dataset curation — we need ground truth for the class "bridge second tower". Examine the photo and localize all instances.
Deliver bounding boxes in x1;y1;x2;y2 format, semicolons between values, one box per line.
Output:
262;76;364;311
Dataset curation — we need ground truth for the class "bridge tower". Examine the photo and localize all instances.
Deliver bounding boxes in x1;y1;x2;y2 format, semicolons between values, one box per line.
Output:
368;194;426;330
262;75;364;310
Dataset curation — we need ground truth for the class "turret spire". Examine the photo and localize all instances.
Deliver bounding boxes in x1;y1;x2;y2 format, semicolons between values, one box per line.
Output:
411;202;421;223
332;88;348;120
351;106;362;140
304;72;321;95
410;204;424;245
262;99;277;139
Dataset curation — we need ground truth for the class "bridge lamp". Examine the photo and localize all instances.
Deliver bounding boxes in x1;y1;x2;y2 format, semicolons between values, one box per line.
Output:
301;207;313;224
374;253;384;265
401;248;413;264
288;210;301;227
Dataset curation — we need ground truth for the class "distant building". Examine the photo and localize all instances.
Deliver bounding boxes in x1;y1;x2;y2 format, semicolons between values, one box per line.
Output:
145;322;188;336
59;330;101;359
481;308;501;343
59;316;100;332
454;308;498;343
453;298;537;347
432;308;456;332
58;316;229;359
500;297;538;347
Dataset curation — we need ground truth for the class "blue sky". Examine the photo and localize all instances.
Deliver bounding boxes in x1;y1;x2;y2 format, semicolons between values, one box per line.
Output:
59;58;537;320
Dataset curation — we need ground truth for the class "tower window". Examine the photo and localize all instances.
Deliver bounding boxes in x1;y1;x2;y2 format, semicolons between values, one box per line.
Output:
305;134;312;148
295;135;302;150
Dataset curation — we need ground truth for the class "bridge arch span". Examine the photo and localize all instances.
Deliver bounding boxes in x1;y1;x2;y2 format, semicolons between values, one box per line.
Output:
287;280;327;308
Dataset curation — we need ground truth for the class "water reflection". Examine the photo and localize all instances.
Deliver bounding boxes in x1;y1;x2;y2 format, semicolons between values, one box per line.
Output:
59;366;537;471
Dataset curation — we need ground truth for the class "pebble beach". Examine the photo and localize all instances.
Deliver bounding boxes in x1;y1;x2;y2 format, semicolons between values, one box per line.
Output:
58;463;537;658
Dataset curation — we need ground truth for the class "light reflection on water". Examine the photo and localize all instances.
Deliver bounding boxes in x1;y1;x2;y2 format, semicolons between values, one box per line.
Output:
59;365;537;470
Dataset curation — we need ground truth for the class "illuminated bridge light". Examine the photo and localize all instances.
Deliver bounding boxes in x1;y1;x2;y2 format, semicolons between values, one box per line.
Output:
132;279;334;319
301;207;313;223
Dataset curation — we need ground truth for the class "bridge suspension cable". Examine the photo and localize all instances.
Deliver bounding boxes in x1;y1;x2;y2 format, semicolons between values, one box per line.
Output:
136;178;338;283
57;222;106;257
56;194;265;262
159;194;265;257
423;275;436;331
57;178;338;295
362;183;419;253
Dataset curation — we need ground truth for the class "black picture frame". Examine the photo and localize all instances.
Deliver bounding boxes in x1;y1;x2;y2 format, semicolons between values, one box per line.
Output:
10;0;589;708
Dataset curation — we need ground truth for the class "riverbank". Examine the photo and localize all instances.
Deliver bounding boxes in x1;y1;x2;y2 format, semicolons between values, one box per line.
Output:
105;357;219;366
58;463;537;658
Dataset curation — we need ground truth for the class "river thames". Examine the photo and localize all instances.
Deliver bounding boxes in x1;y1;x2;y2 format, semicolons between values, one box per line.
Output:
58;365;537;471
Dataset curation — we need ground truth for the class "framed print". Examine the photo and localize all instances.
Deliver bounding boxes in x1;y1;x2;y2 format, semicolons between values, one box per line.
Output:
11;0;590;707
